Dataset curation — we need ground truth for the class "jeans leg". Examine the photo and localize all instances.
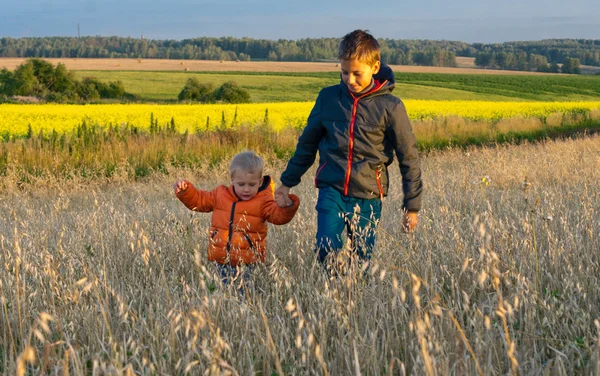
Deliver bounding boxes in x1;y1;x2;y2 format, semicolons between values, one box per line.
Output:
347;198;382;262
315;187;346;264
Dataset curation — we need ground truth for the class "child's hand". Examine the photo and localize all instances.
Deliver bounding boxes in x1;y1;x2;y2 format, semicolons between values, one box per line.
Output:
274;185;293;207
275;191;293;207
402;211;418;233
173;180;188;194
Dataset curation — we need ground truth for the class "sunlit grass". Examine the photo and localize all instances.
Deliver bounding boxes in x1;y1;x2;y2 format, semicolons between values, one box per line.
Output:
1;135;599;374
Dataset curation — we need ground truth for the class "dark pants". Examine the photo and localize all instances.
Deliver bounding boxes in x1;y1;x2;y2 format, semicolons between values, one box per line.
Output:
315;186;382;265
214;263;254;294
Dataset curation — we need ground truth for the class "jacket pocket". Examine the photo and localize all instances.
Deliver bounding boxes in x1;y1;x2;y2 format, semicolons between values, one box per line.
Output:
314;161;328;187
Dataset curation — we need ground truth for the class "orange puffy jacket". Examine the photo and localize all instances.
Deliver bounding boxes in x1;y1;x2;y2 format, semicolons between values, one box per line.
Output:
176;176;300;266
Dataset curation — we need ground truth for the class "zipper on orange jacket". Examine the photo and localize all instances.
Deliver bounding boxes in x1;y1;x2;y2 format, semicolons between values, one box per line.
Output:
343;80;388;196
225;201;238;254
243;233;258;261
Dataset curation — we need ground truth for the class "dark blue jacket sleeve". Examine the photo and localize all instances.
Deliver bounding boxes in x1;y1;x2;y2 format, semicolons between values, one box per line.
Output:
280;93;325;188
385;100;423;212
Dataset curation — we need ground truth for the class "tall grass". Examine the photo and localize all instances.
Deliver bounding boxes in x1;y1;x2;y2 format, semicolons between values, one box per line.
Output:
0;135;599;374
1;110;599;189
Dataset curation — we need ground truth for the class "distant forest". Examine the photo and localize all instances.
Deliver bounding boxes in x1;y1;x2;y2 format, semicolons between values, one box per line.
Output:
1;36;599;73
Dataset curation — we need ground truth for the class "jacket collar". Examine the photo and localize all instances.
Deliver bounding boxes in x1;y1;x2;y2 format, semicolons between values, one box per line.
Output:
339;63;396;99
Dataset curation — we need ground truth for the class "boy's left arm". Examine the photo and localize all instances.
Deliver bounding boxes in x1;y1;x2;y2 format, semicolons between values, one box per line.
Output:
385;100;423;213
261;194;301;225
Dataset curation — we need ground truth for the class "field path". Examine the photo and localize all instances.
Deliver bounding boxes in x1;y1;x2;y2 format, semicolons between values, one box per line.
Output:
0;57;550;75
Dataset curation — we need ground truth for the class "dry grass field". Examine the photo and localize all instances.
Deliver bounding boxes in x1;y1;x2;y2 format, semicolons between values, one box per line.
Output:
1;135;599;374
0;57;550;75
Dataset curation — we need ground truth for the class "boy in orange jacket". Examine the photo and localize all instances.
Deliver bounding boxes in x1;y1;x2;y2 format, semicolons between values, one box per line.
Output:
174;151;300;288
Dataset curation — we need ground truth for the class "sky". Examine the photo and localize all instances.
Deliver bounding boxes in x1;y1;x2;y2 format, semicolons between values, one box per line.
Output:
1;0;599;43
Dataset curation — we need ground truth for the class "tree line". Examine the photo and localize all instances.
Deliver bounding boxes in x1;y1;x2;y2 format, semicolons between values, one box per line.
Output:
470;39;599;73
0;36;461;67
1;37;598;73
474;52;582;74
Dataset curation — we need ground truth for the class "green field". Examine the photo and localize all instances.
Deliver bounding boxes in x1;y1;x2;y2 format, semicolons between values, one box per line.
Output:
75;70;600;103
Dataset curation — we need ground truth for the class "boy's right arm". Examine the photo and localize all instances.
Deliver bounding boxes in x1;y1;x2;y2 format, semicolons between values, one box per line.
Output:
279;93;325;189
174;181;216;212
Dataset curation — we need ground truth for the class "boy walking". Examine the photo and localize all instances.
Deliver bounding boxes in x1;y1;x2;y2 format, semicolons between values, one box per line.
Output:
275;30;423;268
175;151;300;288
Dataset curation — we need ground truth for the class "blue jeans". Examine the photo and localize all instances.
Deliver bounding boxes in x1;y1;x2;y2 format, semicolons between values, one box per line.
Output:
315;187;382;264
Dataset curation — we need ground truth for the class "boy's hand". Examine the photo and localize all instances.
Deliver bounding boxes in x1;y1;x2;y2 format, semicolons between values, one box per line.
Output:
402;211;418;233
275;193;293;207
274;185;293;207
173;180;188;194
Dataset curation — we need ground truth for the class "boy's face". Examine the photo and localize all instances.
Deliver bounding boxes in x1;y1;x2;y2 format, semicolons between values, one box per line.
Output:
340;59;381;94
231;170;263;201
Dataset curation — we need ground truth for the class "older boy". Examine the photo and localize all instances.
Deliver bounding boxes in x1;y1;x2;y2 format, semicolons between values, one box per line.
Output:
275;30;423;267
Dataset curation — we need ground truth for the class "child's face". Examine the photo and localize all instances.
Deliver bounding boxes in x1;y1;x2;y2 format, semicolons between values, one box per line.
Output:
231;170;263;201
340;59;381;94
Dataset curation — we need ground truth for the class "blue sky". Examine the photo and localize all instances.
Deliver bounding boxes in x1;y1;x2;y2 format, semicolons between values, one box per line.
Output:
1;0;598;43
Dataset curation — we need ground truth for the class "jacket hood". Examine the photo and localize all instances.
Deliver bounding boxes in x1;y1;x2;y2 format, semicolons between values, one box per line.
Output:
258;175;272;192
374;63;395;85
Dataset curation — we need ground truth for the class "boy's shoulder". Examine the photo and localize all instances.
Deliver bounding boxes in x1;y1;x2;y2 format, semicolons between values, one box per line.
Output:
213;184;233;198
318;84;342;98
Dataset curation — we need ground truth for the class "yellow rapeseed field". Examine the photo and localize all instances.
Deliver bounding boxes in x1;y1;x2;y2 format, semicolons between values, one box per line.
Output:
1;101;600;138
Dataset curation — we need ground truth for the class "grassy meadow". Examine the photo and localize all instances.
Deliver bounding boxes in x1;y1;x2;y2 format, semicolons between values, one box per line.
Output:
1;107;599;186
1;62;600;374
74;70;600;102
1;135;599;374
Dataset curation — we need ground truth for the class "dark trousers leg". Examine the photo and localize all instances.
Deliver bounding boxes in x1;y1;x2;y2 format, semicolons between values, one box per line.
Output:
346;199;382;262
215;263;254;294
314;187;346;264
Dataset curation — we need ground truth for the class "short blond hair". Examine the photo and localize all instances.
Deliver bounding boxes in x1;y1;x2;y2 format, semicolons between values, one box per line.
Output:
229;151;264;177
338;29;380;66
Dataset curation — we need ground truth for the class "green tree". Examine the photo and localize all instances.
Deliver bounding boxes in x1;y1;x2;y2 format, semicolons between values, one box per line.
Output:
76;77;101;100
561;58;581;74
29;58;56;90
0;68;16;96
13;62;37;96
475;52;493;68
53;63;76;95
178;78;214;102
213;81;251;104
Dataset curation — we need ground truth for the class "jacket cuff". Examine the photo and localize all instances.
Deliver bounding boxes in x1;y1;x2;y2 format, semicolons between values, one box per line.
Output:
286;194;300;209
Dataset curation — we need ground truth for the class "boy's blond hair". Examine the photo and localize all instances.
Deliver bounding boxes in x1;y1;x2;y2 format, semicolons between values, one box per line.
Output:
229;151;264;177
338;29;380;66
